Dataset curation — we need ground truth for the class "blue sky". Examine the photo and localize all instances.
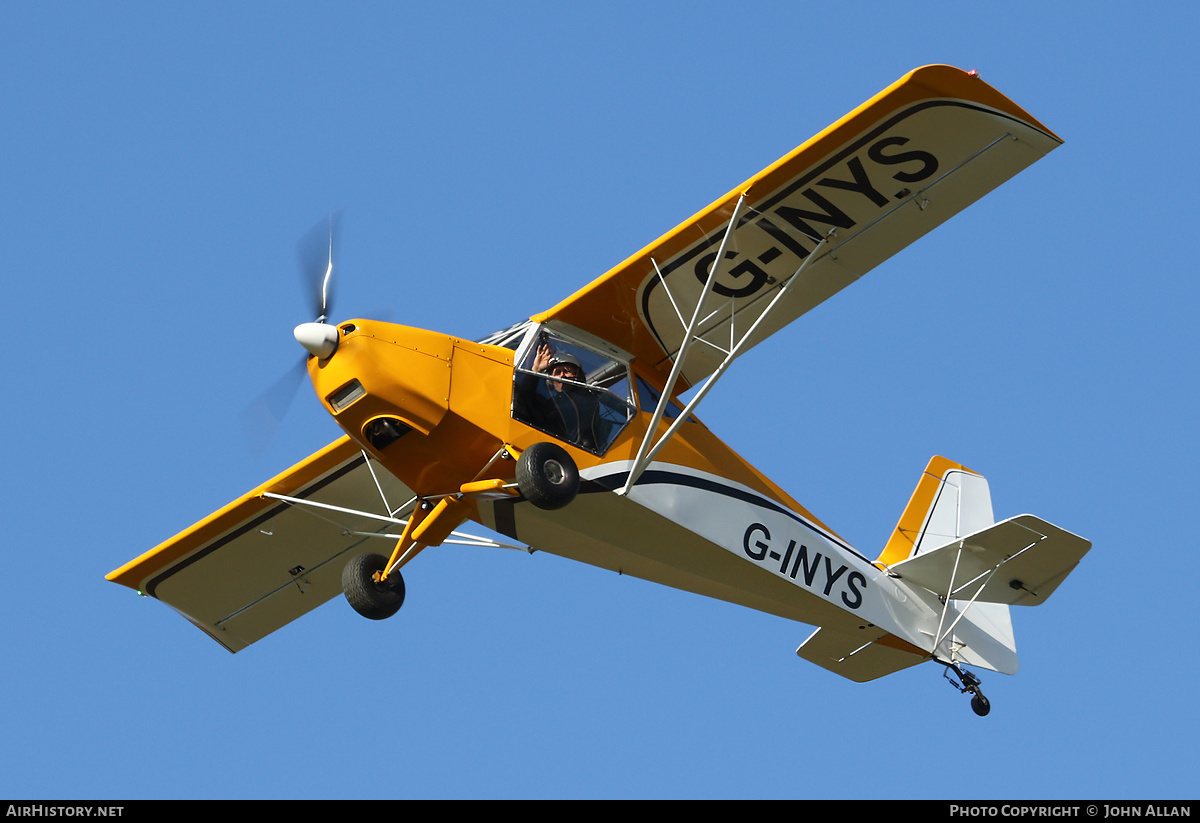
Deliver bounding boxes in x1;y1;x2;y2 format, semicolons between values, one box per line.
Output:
3;1;1197;799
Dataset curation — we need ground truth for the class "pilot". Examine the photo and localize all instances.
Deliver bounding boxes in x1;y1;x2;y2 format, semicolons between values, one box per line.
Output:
515;342;609;452
532;343;582;391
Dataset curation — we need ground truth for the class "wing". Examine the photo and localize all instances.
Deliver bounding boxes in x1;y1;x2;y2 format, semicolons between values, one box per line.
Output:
533;65;1062;387
107;437;414;652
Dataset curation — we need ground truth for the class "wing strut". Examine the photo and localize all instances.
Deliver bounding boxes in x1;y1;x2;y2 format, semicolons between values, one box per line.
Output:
621;193;745;494
358;447;413;517
619;216;835;495
258;490;525;551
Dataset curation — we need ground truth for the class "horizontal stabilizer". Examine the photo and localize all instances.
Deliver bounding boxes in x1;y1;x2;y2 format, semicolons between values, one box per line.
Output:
796;627;927;682
890;515;1091;606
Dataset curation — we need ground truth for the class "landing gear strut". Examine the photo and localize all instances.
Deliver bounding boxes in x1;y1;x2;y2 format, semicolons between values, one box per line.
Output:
942;661;991;717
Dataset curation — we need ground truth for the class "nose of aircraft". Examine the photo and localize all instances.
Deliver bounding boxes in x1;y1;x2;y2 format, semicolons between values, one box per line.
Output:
294;322;338;359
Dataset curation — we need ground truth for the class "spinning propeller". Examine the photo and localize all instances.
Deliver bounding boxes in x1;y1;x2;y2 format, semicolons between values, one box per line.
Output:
241;212;344;450
294;211;343;359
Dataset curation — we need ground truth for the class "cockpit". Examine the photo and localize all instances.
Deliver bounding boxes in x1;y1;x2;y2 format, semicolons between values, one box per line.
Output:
507;324;635;455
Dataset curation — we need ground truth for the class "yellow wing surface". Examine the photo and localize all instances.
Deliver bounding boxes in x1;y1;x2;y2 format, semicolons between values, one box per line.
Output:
534;65;1062;387
107;437;414;652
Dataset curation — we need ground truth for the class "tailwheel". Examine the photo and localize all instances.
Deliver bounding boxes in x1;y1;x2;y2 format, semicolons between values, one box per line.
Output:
342;552;406;620
971;693;991;717
516;442;580;510
942;660;991;717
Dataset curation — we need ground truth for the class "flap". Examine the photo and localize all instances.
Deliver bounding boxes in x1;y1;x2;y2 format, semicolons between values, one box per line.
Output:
891;515;1092;606
108;437;413;652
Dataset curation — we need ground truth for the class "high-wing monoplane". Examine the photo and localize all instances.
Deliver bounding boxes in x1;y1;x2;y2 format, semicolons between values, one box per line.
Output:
108;66;1090;715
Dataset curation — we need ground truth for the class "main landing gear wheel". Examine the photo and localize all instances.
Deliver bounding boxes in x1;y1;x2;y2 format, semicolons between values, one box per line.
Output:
342;552;406;620
516;442;580;510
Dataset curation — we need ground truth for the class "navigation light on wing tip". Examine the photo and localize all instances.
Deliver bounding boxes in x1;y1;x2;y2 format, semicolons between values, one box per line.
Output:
294;322;338;359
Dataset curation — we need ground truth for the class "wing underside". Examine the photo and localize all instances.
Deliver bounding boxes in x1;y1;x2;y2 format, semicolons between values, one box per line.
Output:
535;65;1063;388
107;437;414;652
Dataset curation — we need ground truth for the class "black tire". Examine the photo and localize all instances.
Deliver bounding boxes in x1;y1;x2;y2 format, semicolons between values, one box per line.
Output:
971;693;991;717
342;552;405;620
516;442;580;510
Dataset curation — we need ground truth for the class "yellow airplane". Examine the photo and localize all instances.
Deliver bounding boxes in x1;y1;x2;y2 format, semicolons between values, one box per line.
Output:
108;65;1090;716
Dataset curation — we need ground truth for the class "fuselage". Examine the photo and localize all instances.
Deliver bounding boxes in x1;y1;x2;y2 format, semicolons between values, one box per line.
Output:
306;317;944;654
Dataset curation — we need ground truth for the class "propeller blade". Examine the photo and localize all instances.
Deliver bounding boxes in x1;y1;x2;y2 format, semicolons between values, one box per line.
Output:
239;357;309;453
240;213;347;454
296;210;343;322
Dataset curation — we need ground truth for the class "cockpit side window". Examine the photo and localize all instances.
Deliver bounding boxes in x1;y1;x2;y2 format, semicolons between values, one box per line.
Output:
635;376;695;423
511;331;634;455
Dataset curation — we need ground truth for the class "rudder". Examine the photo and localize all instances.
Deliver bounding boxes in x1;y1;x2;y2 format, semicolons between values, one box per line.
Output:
876;456;994;567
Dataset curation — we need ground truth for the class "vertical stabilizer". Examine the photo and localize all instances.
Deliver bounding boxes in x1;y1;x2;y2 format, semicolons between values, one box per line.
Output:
877;457;1017;674
877;456;994;567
